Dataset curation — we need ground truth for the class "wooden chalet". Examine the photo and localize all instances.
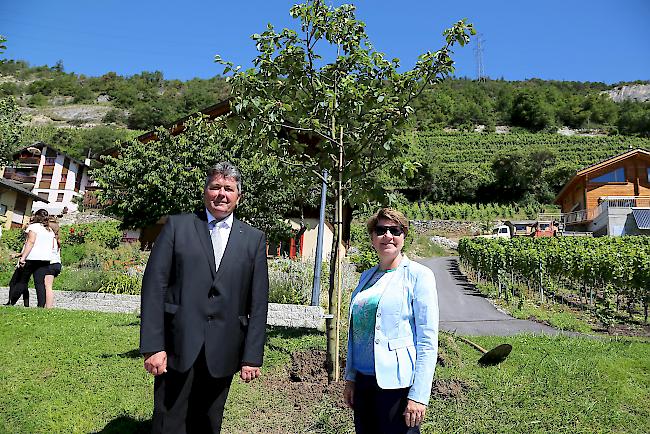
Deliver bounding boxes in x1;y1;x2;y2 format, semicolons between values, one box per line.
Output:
555;148;650;236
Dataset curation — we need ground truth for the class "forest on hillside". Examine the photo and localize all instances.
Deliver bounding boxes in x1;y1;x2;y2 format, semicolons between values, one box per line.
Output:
2;59;649;137
2;59;650;206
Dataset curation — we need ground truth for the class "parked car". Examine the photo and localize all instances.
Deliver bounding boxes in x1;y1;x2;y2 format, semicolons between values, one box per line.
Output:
478;225;511;239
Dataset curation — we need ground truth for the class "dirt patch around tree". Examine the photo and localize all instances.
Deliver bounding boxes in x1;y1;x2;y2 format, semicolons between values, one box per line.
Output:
256;349;350;433
276;349;347;408
252;346;471;433
431;379;471;400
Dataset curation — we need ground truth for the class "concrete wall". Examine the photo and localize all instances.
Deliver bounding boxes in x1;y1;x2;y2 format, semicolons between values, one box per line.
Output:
590;207;649;236
0;188;33;229
0;189;16;229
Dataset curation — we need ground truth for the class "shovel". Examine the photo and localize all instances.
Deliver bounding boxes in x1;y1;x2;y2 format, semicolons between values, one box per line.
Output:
455;336;512;366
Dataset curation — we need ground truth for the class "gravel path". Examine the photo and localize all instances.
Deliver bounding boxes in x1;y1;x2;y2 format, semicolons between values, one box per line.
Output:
0;287;140;313
419;256;566;336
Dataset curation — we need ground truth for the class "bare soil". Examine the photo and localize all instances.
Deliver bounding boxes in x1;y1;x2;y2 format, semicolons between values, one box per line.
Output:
431;379;471;400
248;349;349;433
600;323;650;338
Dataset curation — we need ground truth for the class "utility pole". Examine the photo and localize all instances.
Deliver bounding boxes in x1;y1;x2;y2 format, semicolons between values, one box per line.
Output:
474;33;486;82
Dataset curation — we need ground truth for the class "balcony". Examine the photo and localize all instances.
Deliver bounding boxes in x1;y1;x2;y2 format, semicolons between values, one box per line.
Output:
562;196;650;225
15;156;41;166
3;170;36;184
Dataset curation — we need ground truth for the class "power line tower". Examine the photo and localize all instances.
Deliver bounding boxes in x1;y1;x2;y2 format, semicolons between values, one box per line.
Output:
474;33;486;82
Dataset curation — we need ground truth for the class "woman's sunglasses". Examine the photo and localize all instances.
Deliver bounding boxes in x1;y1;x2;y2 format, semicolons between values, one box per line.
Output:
374;225;404;236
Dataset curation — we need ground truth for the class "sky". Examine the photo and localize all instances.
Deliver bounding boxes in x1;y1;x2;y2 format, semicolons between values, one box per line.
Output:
1;0;649;84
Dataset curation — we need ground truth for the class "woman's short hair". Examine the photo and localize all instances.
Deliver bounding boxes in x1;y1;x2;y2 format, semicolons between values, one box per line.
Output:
366;208;409;237
32;209;50;228
205;162;242;194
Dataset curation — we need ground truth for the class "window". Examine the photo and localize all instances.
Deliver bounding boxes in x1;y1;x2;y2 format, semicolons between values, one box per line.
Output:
591;167;625;183
38;192;49;201
44;157;57;166
56;193;65;202
647;167;650;182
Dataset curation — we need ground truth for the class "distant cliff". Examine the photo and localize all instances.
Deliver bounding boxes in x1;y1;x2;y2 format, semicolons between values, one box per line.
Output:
604;84;650;102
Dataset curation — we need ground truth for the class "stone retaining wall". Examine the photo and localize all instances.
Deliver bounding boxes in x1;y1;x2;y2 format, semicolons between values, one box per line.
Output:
0;288;325;329
410;219;480;235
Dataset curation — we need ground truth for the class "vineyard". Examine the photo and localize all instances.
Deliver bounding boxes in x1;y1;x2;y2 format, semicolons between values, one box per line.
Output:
394;201;555;221
409;131;650;170
458;237;650;324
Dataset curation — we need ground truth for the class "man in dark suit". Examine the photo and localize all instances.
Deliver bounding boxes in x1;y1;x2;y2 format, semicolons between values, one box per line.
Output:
140;162;269;434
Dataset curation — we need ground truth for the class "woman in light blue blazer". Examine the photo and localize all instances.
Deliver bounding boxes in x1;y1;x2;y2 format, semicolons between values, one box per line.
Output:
344;208;438;434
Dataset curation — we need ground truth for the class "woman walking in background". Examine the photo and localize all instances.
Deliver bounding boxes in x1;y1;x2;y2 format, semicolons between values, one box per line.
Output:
15;209;56;308
43;219;62;308
343;208;439;434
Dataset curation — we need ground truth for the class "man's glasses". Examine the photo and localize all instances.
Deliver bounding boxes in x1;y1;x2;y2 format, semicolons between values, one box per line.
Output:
374;225;404;236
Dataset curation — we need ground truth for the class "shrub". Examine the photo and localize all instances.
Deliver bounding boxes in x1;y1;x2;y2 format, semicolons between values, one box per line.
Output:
98;273;142;295
60;244;88;266
60;221;122;249
102;108;126;124
0;245;18;285
268;258;313;305
65;242;148;270
348;250;377;273
65;226;87;245
54;268;106;292
1;228;25;251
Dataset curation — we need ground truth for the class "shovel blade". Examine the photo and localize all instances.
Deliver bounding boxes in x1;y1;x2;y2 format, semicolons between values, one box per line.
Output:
478;344;512;366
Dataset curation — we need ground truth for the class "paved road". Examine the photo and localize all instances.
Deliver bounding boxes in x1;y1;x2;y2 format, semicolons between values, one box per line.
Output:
419;256;562;336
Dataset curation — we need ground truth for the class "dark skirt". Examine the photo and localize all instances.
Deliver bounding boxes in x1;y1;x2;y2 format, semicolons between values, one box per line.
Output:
353;372;421;434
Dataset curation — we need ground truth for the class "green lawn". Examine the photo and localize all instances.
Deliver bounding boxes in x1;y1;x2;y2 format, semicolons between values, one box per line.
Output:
0;308;648;433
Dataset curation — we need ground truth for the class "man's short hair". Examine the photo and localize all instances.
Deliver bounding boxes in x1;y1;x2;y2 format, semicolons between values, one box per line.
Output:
366;207;410;238
205;162;242;194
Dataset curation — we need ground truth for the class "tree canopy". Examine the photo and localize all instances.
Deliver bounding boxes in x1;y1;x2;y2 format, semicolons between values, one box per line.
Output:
93;116;306;240
216;0;475;213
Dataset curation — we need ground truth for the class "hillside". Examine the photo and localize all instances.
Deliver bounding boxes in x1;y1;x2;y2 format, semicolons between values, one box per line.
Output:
2;59;649;135
2;59;650;205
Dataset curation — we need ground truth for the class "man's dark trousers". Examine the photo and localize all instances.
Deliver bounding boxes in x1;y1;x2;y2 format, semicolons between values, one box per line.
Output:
152;348;232;434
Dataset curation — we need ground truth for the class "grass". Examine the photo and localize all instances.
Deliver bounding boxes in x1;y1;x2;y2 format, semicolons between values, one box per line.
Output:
1;308;649;433
475;284;595;334
427;334;650;434
406;232;450;258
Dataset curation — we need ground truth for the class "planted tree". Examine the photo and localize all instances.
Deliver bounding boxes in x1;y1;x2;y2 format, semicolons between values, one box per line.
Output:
216;0;474;380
